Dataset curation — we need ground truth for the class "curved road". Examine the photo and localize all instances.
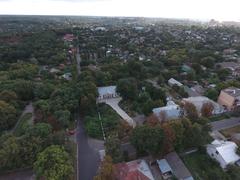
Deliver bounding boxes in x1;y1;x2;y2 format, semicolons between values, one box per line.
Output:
77;115;100;180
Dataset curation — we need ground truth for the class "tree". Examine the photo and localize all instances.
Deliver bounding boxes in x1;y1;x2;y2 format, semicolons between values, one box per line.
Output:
0;100;17;132
201;102;214;117
117;78;138;100
54;110;71;129
146;114;159;127
34;145;73;180
205;88;219;101
184;102;198;121
0;90;17;104
169;120;185;150
200;56;215;68
105;134;123;163
94;156;115;180
161;123;176;153
27;123;52;139
130;125;164;155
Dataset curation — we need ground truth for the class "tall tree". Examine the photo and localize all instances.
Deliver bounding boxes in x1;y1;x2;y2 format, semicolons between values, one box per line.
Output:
184;102;198;121
34;145;73;180
94;156;115;180
130;125;164;155
201;102;214;117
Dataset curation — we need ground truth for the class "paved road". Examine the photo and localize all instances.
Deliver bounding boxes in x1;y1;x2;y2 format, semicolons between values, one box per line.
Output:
76;114;100;180
210;117;240;131
0;169;34;180
103;98;136;127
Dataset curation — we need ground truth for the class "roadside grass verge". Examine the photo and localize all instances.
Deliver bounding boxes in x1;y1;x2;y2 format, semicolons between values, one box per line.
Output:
220;125;240;138
182;151;230;180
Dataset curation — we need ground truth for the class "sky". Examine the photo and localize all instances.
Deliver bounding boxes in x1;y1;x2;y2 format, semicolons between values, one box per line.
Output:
0;0;239;22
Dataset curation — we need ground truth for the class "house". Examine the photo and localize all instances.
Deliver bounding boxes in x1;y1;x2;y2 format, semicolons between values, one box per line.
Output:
207;140;240;168
157;159;173;179
114;159;154;180
217;87;240;111
165;152;194;180
152;101;181;121
168;78;183;87
182;96;225;115
97;86;119;101
216;62;240;77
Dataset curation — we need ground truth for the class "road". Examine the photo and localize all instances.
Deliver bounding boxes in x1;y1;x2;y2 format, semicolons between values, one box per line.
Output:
76;113;100;180
76;47;81;75
210;117;240;131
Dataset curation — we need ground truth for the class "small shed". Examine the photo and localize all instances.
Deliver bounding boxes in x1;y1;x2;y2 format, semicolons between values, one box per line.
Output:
157;159;173;175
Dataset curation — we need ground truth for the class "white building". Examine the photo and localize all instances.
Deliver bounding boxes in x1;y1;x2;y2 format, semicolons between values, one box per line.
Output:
97;86;119;100
207;140;240;168
152;101;181;121
182;96;225;115
168;78;183;87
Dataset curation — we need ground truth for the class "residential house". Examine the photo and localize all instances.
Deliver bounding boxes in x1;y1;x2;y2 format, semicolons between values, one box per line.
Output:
114;159;154;180
168;78;183;87
217;87;240;111
207;140;240;169
152;101;181;121
182;96;225;115
97;86;119;101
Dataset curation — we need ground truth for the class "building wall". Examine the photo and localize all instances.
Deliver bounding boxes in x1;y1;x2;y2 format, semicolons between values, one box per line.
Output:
206;146;227;169
217;91;235;110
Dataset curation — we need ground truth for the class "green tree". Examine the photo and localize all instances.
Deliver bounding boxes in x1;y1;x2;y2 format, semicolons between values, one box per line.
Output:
130;125;164;155
0;100;17;132
184;102;198;121
205;88;219;101
54;110;71;129
94;156;115;180
117;78;138;100
34;145;73;180
105;134;123;163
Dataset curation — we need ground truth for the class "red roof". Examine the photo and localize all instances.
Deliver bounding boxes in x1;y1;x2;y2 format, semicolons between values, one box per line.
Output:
114;160;151;180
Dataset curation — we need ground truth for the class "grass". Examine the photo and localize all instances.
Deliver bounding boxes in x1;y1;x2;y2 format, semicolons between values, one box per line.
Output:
182;151;230;180
220;125;240;138
84;103;122;139
14;113;32;136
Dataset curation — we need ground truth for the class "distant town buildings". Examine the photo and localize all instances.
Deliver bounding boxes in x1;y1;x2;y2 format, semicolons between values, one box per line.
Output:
168;78;183;87
218;87;240;111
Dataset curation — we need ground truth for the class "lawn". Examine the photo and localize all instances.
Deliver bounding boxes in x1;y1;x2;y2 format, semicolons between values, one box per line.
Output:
220;125;240;138
182;151;230;180
14;113;32;136
84;104;122;139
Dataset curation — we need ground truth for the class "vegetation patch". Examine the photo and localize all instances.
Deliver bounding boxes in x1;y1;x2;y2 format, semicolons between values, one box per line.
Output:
84;104;122;139
14;113;32;136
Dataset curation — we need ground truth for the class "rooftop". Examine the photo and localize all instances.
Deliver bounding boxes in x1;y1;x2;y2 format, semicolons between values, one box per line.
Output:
98;85;117;96
157;159;172;174
209;140;240;165
222;87;240;98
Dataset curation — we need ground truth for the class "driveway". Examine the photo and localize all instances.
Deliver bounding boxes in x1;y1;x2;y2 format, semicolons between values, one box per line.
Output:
103;98;136;127
76;114;102;180
210;117;240;131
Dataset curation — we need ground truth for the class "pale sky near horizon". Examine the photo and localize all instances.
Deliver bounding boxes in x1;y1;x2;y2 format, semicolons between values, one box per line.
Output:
0;0;239;22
